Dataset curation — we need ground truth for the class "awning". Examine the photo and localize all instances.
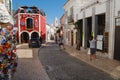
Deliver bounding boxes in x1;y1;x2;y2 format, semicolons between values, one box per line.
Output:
0;3;13;26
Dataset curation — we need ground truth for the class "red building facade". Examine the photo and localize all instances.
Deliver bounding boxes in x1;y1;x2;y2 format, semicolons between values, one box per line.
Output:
14;6;46;43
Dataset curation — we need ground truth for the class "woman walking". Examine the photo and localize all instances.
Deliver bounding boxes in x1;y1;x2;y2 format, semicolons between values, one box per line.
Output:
89;36;96;61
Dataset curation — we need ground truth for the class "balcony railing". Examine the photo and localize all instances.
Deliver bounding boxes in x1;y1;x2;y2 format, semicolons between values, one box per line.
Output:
67;15;74;24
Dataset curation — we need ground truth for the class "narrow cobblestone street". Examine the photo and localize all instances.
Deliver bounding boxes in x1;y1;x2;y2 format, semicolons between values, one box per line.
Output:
1;0;120;80
13;44;50;80
38;42;115;80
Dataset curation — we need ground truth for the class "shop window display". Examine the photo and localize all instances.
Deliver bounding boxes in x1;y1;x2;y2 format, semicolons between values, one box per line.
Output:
0;26;18;80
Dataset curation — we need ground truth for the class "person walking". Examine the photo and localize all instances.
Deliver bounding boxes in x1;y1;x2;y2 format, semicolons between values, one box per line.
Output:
89;36;96;61
58;35;65;50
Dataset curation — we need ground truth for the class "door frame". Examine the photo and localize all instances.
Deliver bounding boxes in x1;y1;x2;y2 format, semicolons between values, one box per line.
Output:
114;17;120;60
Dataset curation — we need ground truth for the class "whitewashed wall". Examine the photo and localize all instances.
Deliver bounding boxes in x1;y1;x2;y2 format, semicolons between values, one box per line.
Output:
63;0;120;59
115;0;120;16
95;3;106;15
64;0;86;21
108;0;120;59
85;7;92;18
46;24;55;41
78;11;83;20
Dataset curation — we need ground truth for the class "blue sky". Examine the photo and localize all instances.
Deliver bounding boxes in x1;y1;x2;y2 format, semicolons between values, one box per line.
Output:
12;0;66;24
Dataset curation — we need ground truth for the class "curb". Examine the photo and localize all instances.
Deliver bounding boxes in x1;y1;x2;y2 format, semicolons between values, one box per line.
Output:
64;47;120;80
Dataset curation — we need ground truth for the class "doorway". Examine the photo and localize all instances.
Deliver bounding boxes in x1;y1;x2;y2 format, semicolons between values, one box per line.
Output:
114;18;120;60
96;14;105;51
21;32;29;43
85;17;92;48
78;20;83;47
31;32;39;38
96;14;105;35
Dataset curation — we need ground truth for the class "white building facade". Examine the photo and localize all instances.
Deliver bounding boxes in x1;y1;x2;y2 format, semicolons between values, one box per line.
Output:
63;0;83;47
63;0;120;60
46;24;56;42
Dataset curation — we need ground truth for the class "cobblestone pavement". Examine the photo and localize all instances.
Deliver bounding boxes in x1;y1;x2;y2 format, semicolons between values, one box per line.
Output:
65;44;120;79
38;42;115;80
13;44;50;80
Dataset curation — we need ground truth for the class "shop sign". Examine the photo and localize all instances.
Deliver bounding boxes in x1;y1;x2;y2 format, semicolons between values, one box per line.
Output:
96;35;103;50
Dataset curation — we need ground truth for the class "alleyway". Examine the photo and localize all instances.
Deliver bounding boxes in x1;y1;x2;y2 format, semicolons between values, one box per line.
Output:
38;42;115;80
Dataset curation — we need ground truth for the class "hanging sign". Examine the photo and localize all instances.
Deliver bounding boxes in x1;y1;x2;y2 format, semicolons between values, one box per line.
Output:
96;35;103;50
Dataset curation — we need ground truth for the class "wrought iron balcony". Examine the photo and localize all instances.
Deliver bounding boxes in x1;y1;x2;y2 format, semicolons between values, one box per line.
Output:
67;15;74;24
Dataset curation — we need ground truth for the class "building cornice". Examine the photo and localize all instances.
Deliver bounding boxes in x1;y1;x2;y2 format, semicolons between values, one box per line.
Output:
63;0;74;9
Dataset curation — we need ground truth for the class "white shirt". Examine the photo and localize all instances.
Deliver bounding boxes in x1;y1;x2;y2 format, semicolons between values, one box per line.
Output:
89;39;96;48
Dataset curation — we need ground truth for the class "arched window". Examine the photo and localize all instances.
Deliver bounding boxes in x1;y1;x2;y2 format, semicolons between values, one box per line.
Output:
26;18;33;29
